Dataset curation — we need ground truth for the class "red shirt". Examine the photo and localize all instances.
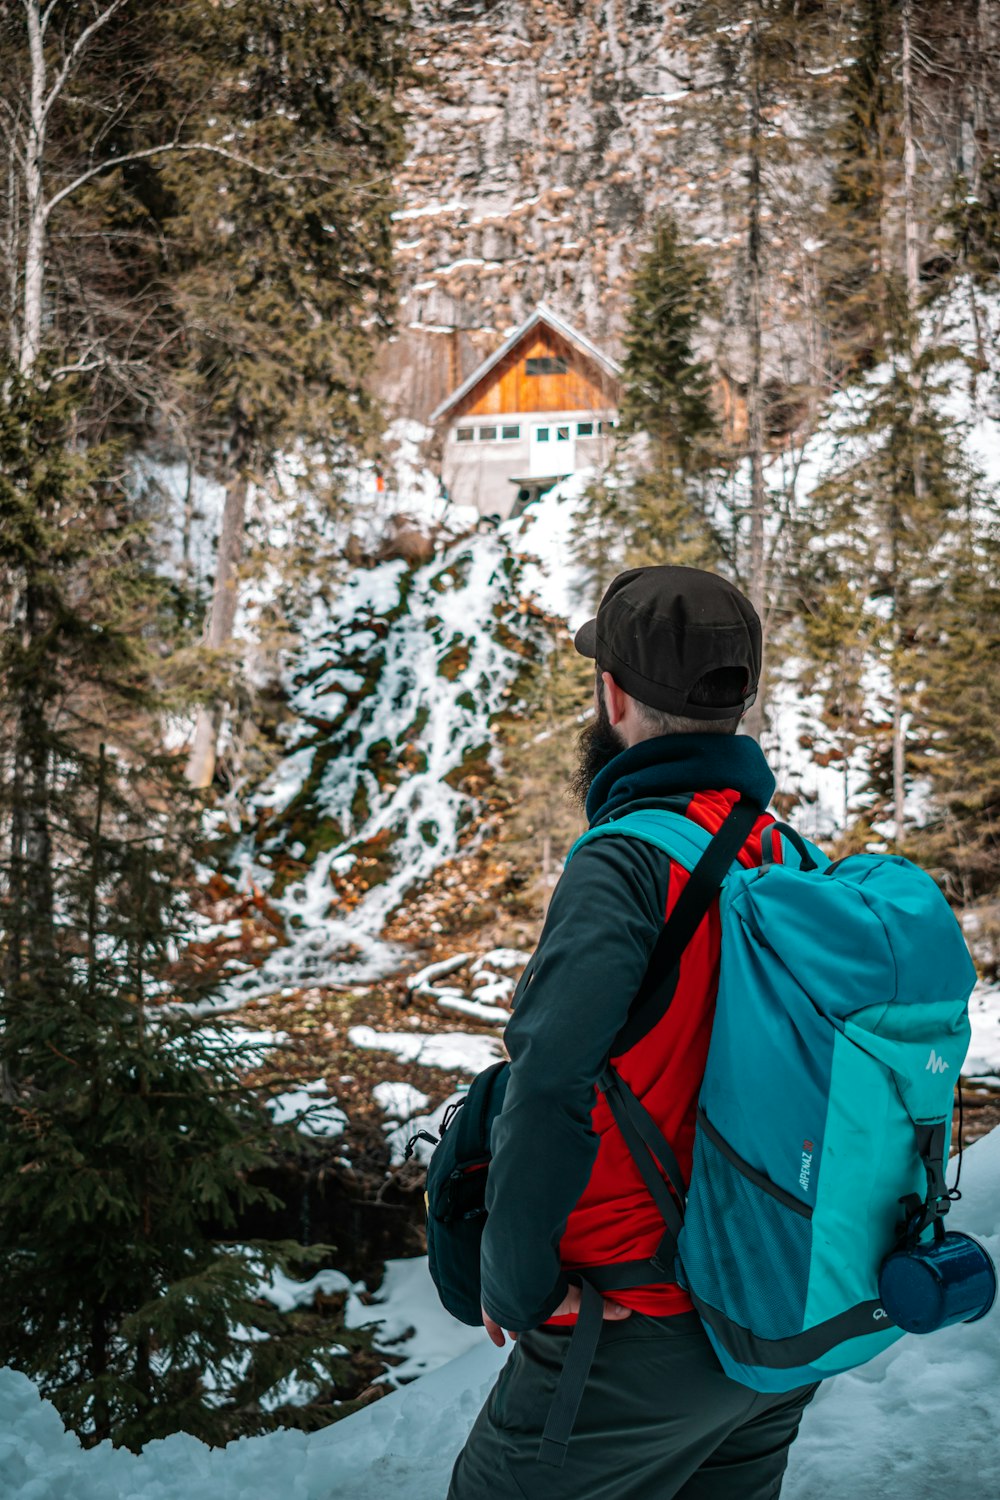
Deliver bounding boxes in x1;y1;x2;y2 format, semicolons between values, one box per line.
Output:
547;789;780;1323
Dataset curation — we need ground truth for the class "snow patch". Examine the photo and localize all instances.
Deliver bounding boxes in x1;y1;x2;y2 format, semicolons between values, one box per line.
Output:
347;1027;504;1074
266;1080;347;1138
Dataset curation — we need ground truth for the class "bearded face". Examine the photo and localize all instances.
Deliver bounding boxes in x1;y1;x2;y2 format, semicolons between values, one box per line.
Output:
569;675;626;812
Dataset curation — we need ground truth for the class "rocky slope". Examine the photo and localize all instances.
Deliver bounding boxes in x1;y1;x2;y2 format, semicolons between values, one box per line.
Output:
385;0;695;418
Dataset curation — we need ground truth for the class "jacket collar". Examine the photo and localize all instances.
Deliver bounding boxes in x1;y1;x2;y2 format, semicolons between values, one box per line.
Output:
585;733;776;826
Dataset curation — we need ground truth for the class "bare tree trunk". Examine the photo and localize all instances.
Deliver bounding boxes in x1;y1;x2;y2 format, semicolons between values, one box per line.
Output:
972;0;989;198
5;155;21;362
892;0;924;842
743;9;767;743
21;588;55;954
185;454;249;789
180;451;196;590
86;743;107;999
901;1;921;327
891;688;907;843
964;0;989;380
21;0;48;374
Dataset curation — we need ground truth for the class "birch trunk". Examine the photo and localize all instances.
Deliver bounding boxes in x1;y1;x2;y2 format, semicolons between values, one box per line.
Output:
20;0;48;374
901;1;921;326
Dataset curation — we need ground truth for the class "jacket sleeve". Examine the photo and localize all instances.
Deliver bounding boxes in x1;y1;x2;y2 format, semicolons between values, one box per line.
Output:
479;835;672;1330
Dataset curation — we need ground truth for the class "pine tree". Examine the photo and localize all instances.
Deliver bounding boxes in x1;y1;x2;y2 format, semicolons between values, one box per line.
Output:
0;368;366;1449
798;346;979;844
793;0;991;843
619;214;719;470
818;0;901;375
910;480;1000;909
496;631;596;901
572;213;722;594
153;0;409;788
0;2;409;792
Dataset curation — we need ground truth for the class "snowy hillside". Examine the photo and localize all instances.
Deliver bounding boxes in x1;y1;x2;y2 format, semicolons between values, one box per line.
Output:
184;431;588;1009
3;1124;998;1500
183;389;1000;1147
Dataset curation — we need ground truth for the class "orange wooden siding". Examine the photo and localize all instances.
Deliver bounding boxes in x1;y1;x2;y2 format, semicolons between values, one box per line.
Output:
452;326;618;418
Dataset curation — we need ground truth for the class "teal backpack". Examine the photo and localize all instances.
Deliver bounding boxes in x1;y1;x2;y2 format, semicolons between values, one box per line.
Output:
572;800;980;1392
420;797;984;1469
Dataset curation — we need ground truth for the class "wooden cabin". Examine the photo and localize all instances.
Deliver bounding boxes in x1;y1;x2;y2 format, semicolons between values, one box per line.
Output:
430;305;621;520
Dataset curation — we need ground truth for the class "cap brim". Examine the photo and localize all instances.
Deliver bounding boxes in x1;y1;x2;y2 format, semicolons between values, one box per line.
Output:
573;618;598;658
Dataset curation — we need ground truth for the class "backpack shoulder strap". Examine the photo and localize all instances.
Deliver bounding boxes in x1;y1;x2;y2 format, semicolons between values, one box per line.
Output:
608;797;762;1056
568;806;713;871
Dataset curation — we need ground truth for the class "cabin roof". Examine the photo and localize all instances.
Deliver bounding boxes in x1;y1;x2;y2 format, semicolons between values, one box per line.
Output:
429;304;622;424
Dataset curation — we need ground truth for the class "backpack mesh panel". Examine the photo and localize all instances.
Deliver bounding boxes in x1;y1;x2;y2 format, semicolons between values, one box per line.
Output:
680;1127;812;1342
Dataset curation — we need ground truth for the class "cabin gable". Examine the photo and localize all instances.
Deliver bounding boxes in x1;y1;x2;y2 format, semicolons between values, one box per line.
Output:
451;324;617;419
433;305;621;520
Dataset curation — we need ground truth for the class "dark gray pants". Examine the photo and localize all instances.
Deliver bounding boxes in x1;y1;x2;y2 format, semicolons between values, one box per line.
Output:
447;1312;817;1500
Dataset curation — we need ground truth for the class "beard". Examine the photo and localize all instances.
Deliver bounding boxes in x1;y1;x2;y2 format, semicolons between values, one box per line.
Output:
569;686;625;812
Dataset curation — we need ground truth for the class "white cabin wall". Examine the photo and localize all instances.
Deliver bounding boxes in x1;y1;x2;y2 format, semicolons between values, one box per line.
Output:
441;408;618;518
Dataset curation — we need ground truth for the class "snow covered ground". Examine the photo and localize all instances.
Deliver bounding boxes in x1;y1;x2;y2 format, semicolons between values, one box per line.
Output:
3;1125;997;1500
966;983;1000;1084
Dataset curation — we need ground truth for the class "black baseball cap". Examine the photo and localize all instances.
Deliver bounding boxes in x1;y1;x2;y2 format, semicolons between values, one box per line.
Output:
573;566;760;722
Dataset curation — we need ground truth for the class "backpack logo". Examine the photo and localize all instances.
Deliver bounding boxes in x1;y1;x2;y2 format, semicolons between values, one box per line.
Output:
925;1050;950;1074
798;1140;814;1193
873;1307;889;1321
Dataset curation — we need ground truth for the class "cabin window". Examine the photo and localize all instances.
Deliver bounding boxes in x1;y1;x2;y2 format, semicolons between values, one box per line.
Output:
535;427;550;442
525;356;568;376
576;421;594;437
556;425;570;441
478;425;498;441
501;424;520;440
598;418;618;434
456;427;475;443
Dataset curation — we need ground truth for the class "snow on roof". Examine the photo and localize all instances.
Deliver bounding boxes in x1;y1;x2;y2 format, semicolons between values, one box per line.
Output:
429;304;622;425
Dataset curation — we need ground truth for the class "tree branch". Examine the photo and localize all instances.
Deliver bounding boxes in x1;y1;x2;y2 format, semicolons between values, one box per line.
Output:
47;355;150;379
44;140;301;220
42;0;131;123
0;109;27;170
0;95;28;152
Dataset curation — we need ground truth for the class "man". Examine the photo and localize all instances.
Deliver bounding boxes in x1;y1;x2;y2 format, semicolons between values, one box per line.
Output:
447;566;817;1500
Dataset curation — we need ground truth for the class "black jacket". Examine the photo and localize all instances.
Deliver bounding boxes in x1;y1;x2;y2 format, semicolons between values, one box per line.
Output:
479;732;777;1330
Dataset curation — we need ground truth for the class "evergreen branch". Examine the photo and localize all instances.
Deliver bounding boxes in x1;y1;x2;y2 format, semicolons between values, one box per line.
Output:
41;0;132;124
45;141;311;221
45;1039;79;1066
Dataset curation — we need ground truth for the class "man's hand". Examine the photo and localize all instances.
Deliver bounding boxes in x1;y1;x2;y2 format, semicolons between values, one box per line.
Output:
481;1286;632;1347
482;1307;514;1348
